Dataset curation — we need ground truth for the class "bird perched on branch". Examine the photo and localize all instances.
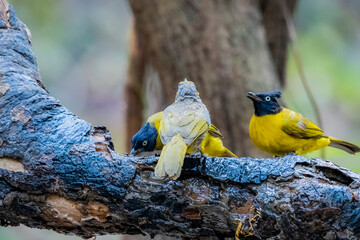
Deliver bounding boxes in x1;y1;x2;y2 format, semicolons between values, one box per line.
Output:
130;112;163;156
247;91;360;156
154;79;211;180
130;111;237;158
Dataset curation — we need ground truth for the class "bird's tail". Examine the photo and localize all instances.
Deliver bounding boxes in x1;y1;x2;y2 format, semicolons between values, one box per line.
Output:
224;148;238;158
329;137;360;154
155;133;187;180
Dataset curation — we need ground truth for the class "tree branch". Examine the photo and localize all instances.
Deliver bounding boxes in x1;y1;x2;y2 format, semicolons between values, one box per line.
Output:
0;5;360;240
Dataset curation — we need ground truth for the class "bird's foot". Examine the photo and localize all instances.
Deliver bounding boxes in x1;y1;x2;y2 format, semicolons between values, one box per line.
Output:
199;150;207;165
284;152;297;156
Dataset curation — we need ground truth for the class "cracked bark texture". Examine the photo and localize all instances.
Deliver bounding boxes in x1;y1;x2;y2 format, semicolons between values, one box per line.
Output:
125;0;296;157
1;4;360;240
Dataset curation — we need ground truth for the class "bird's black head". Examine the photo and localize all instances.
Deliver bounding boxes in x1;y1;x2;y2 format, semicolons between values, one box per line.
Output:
247;91;282;116
130;122;158;155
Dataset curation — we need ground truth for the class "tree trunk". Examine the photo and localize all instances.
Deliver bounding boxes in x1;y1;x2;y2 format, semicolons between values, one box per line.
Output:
125;25;146;152
260;0;297;86
125;0;296;157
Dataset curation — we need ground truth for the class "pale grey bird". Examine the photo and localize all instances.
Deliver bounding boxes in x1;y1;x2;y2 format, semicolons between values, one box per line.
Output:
155;79;211;180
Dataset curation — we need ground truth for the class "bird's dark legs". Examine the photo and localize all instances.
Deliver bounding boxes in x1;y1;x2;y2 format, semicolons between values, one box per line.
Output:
285;152;297;156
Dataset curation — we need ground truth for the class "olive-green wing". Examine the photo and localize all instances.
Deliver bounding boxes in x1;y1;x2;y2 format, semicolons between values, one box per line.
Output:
182;118;209;145
208;124;224;138
147;111;164;129
159;112;179;144
160;110;209;145
281;109;324;139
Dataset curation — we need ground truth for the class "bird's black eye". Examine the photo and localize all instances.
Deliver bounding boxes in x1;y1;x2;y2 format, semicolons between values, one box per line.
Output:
265;96;271;101
142;140;148;146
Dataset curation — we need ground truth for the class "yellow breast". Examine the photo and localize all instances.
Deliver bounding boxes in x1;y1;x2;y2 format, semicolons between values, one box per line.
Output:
148;112;164;150
201;134;226;157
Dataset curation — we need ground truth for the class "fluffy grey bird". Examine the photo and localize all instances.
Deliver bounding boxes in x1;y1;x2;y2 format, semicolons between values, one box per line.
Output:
155;79;211;180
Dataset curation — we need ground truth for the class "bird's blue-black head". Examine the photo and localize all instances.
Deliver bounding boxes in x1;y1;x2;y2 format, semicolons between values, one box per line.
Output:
247;91;282;116
130;122;158;155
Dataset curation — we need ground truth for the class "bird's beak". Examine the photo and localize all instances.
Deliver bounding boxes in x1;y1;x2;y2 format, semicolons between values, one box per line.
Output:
247;92;261;102
130;148;142;156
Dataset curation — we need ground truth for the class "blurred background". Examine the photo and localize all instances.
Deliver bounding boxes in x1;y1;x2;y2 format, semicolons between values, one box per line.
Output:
1;0;360;239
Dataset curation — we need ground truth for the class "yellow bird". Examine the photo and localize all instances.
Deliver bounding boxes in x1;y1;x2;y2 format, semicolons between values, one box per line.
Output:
155;79;211;180
247;91;360;156
201;124;238;158
130;111;237;158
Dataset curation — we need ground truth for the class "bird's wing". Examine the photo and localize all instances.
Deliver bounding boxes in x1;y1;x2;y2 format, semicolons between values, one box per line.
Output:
208;124;224;138
160;110;209;145
183;117;209;145
281;109;324;139
159;112;178;144
147;111;164;129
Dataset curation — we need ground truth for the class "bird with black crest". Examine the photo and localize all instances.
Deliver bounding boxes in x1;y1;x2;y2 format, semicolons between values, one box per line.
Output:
247;91;360;156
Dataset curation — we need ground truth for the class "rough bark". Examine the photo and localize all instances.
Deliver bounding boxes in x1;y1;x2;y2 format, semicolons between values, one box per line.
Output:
1;4;360;240
126;0;296;157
